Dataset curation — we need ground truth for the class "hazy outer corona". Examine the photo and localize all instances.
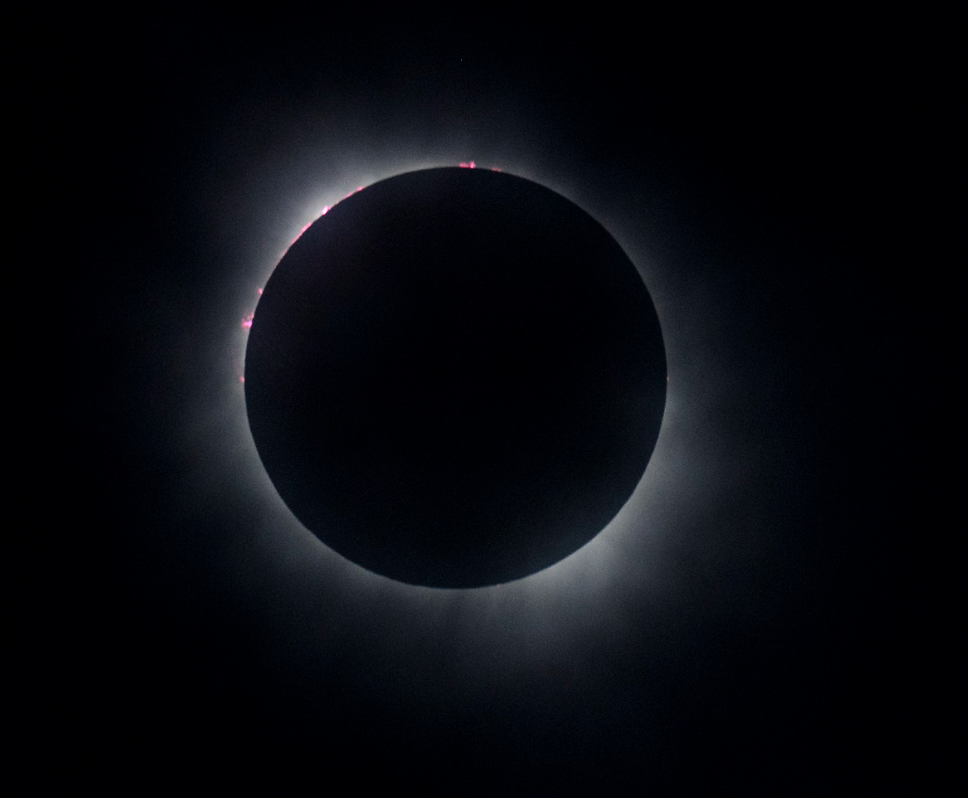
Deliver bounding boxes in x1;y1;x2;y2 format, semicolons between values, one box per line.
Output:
244;167;666;588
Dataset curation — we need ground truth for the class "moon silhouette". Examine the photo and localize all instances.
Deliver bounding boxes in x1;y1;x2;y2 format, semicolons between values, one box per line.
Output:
244;167;666;587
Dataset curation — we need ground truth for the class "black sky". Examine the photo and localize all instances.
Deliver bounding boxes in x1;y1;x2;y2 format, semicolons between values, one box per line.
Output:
71;13;925;794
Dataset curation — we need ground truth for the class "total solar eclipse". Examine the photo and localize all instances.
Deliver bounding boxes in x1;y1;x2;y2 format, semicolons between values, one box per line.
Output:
244;167;666;588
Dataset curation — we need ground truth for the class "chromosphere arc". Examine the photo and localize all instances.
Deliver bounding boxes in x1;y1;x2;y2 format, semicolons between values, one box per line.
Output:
244;167;666;588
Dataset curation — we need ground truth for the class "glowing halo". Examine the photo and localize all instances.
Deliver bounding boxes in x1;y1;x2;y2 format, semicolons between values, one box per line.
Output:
182;129;748;691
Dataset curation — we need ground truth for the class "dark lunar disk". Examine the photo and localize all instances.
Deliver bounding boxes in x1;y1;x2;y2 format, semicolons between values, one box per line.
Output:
245;167;666;587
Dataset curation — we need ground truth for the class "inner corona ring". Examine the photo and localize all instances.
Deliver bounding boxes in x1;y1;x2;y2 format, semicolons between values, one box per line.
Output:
244;167;666;588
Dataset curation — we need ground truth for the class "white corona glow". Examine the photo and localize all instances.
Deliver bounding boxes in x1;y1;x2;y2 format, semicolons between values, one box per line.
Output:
198;138;733;688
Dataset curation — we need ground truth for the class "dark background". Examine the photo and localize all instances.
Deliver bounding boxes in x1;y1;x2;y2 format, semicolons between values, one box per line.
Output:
69;11;930;794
